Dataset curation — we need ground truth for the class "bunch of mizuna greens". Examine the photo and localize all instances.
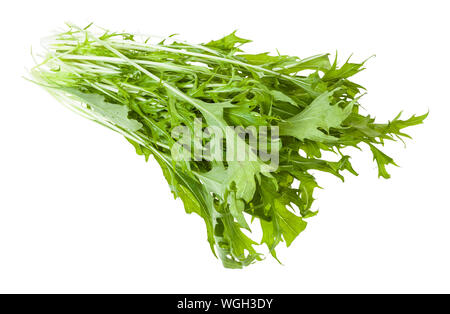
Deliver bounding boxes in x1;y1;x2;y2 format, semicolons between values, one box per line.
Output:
31;24;426;268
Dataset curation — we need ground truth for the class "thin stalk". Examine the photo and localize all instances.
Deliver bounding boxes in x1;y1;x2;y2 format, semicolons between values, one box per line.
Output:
46;33;315;93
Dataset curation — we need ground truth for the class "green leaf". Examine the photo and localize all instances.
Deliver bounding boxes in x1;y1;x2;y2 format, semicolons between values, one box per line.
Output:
219;215;261;268
273;200;307;247
238;52;287;66
259;178;307;256
277;54;331;74
197;161;262;203
270;90;299;107
369;144;398;179
323;55;367;81
62;88;143;132
381;112;429;139
228;192;250;230
206;31;251;51
279;89;355;142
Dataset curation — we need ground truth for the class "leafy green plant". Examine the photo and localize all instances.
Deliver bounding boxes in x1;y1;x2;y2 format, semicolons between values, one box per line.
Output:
30;24;426;268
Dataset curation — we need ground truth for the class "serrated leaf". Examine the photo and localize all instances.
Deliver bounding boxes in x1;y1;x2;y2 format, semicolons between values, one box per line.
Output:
206;31;251;51
279;89;355;142
369;144;398;179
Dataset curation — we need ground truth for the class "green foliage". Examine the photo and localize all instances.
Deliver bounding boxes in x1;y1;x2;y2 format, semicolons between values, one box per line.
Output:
30;24;426;268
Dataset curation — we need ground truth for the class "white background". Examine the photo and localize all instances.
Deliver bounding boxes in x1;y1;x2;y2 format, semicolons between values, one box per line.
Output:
0;0;449;293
